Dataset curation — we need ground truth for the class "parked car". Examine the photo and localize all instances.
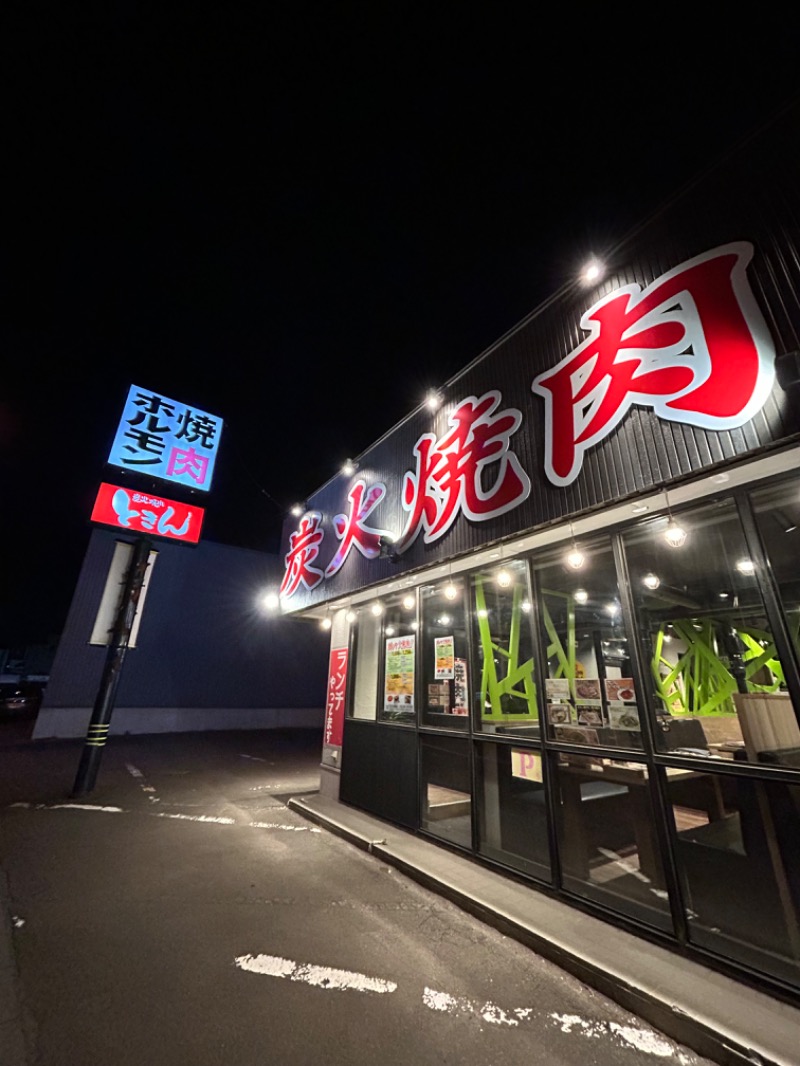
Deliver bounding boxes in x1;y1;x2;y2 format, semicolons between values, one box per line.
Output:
0;682;43;716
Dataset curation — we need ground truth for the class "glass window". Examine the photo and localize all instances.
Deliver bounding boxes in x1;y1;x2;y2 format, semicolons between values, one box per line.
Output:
669;768;800;986
419;579;470;730
420;733;472;849
623;499;793;762
476;742;551;881
533;536;643;751
470;559;539;738
550;753;671;929
377;591;419;725
750;476;800;667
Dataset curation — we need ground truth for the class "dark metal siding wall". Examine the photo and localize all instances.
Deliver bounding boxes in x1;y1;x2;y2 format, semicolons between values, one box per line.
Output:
282;109;800;611
45;529;330;710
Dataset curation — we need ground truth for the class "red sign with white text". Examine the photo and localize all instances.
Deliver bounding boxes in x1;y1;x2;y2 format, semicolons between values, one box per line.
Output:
324;647;349;747
91;482;205;544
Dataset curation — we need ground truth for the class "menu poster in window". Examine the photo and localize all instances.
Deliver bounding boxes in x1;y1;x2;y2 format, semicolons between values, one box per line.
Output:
453;658;469;715
576;705;603;726
434;636;455;679
384;635;415;713
605;678;636;702
428;682;450;707
575;678;602;700
609;705;641;730
553;725;599;745
545;678;570;701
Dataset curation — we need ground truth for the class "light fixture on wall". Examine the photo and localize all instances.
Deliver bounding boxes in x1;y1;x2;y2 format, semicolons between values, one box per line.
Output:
425;389;443;411
290;503;305;518
260;590;280;612
341;458;357;477
320;611;332;630
736;558;756;575
574;588;589;605
496;568;513;588
643;572;661;590
581;258;605;284
402;593;416;610
370;602;384;616
663;488;687;547
565;521;586;569
345;609;357;623
443;563;458;599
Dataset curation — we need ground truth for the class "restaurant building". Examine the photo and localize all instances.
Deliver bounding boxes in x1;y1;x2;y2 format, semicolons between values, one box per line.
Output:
276;109;800;999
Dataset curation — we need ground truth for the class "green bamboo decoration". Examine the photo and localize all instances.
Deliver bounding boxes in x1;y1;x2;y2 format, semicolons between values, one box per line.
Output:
651;619;784;717
475;578;537;721
540;592;576;699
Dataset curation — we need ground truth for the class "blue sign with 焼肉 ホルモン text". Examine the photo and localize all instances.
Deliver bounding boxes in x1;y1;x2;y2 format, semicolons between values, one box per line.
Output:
107;384;223;492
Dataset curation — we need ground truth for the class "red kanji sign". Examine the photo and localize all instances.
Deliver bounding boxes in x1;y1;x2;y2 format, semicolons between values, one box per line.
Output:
532;242;776;486
279;512;325;599
394;390;530;552
90;482;205;544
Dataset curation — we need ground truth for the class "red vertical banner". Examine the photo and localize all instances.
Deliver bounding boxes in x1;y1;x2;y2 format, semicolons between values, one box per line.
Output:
324;647;349;747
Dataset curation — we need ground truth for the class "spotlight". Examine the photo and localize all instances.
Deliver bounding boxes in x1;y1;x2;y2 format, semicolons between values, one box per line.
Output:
370;602;384;616
341;459;356;476
574;589;589;605
320;617;332;630
402;594;415;610
443;581;458;600
581;259;605;284
643;572;661;590
260;591;280;611
736;559;756;574
496;568;512;588
425;390;443;411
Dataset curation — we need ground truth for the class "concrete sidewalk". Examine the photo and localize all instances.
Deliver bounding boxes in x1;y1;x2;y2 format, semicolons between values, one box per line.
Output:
289;791;800;1066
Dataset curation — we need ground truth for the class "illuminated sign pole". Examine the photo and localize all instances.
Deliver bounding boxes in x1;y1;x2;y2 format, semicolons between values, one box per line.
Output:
72;384;222;796
72;535;153;796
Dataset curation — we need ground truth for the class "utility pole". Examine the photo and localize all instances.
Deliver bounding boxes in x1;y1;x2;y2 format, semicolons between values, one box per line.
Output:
72;536;153;797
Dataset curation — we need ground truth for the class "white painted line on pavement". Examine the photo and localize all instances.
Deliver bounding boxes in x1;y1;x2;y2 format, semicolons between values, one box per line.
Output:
8;804;321;836
550;1013;694;1061
154;812;236;824
249;821;322;832
8;802;124;812
125;762;161;803
235;953;397;993
48;803;124;813
423;987;527;1026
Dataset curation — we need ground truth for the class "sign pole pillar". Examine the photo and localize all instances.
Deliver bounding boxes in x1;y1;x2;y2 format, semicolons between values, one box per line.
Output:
72;536;153;797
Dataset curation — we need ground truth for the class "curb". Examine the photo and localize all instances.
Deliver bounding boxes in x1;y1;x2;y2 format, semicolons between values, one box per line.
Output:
289;794;799;1066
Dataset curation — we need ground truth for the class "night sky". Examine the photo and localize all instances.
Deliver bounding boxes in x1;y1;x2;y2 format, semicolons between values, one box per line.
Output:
3;8;798;645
